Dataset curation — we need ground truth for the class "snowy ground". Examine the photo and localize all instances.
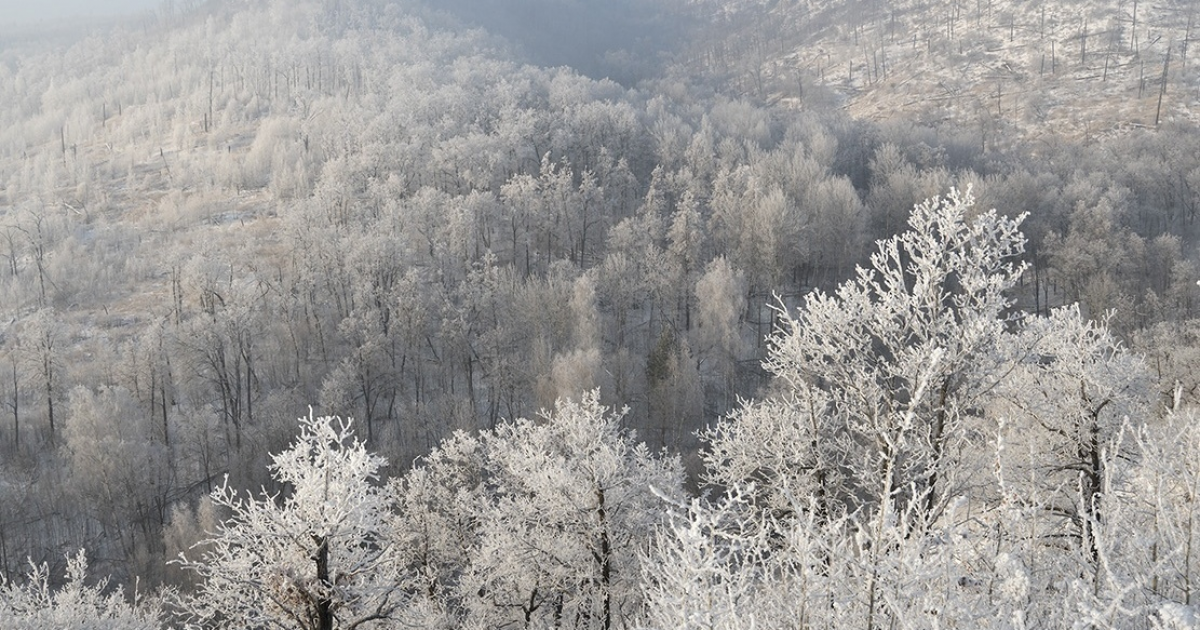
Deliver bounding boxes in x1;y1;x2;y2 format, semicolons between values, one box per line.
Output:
692;0;1200;143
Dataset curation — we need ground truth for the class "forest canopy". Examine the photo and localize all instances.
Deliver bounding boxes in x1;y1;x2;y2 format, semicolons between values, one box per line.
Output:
2;0;1200;627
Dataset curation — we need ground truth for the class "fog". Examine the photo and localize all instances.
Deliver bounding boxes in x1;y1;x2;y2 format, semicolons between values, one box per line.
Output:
437;0;697;84
0;0;692;82
1;0;159;25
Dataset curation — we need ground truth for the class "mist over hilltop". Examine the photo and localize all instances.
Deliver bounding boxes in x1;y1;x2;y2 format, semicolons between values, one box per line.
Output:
1;0;160;25
436;0;699;83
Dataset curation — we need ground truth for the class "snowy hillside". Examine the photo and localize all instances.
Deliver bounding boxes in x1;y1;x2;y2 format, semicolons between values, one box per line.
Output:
5;3;1200;627
687;0;1200;141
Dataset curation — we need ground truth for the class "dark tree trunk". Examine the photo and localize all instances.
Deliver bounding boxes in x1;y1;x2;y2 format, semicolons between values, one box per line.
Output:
595;487;612;630
315;535;333;630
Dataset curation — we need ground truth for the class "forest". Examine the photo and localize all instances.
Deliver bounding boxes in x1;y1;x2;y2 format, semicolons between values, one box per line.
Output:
3;0;1200;627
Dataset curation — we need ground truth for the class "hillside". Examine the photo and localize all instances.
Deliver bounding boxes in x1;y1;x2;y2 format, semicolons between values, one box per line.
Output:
685;0;1200;142
4;0;1200;616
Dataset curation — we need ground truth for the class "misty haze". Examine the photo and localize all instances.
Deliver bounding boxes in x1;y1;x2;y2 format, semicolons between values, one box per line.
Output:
1;0;160;25
1;0;1200;628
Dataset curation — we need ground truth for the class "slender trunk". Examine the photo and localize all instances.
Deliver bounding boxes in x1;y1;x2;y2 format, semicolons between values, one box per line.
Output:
314;535;333;630
924;381;950;521
1082;397;1111;565
44;352;54;441
10;361;17;448
160;378;170;447
244;343;253;430
1157;45;1173;126
595;486;613;630
867;447;896;630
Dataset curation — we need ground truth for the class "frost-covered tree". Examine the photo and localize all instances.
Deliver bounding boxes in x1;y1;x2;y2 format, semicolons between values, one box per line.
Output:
705;188;1027;524
642;482;1033;630
641;487;771;630
671;188;1163;630
1118;411;1200;621
19;308;63;442
692;256;746;400
64;386;171;571
175;412;403;630
0;550;161;630
995;306;1151;561
393;391;685;630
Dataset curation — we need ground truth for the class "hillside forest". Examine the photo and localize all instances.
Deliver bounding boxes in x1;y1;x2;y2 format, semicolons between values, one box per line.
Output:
4;0;1200;628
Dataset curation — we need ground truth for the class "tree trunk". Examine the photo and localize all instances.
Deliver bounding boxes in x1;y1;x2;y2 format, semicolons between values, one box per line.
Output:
314;535;333;630
595;486;613;630
923;380;951;521
10;361;17;448
44;352;54;441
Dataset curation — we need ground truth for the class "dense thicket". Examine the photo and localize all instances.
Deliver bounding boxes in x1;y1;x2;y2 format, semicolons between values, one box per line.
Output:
8;192;1194;629
2;1;1200;624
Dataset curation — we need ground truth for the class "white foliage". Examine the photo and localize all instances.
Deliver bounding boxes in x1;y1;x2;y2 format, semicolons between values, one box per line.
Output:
641;487;772;630
175;412;403;630
1155;603;1200;630
994;305;1152;557
693;256;747;386
706;187;1027;520
394;390;685;630
676;189;1167;630
0;550;161;630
